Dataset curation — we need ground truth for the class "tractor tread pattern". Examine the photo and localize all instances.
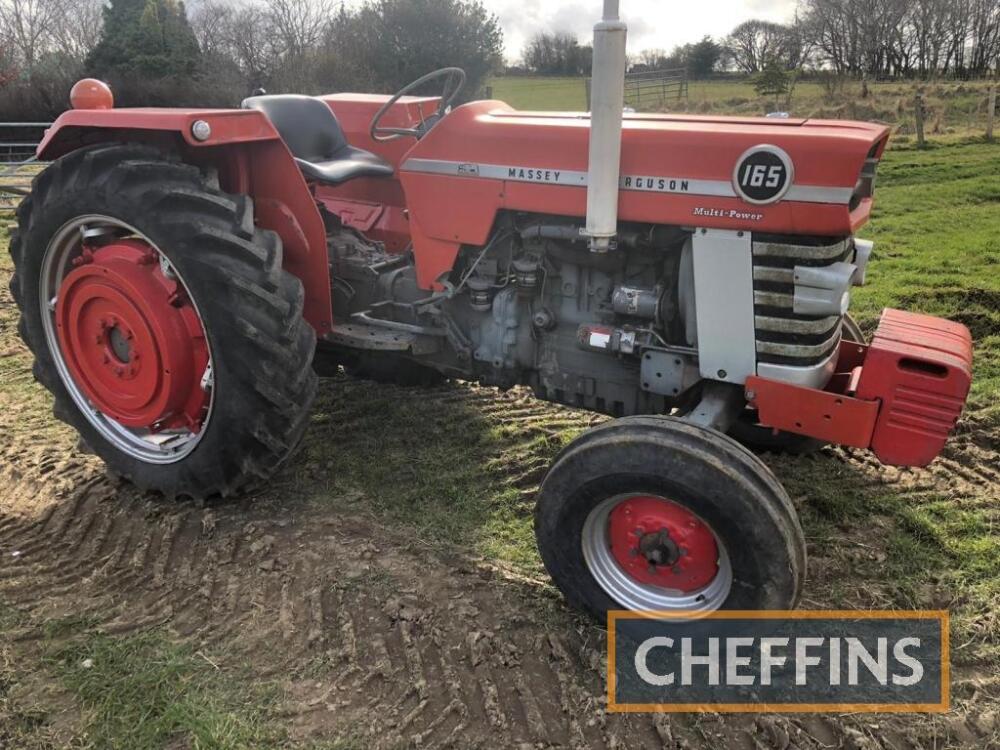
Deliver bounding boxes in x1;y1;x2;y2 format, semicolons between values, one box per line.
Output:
8;143;318;500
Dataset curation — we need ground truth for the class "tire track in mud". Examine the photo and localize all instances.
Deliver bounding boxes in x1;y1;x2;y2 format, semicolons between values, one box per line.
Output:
0;377;991;747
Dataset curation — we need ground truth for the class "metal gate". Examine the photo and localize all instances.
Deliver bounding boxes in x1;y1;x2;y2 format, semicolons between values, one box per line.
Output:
1;122;50;207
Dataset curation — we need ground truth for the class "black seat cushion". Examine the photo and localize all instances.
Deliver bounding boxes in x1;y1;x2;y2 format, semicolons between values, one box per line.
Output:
243;94;394;185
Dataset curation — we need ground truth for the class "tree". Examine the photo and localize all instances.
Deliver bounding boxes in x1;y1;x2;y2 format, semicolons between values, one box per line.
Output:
50;0;103;64
727;20;792;73
87;0;201;79
0;0;63;69
686;36;723;77
753;58;793;110
328;0;503;97
523;32;591;75
631;48;674;72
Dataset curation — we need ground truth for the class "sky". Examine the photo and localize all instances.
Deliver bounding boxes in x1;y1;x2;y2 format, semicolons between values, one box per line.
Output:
482;0;799;61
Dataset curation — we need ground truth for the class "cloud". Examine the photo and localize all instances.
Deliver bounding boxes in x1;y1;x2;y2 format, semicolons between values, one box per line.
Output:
484;0;798;61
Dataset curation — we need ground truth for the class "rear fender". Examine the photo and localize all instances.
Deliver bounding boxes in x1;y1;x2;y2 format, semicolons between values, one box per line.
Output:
37;109;332;334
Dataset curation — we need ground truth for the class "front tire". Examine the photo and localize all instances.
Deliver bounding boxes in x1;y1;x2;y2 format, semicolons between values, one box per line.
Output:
9;144;318;499
534;416;806;620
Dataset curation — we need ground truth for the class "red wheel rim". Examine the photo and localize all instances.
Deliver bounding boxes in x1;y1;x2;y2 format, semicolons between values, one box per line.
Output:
54;239;210;433
607;495;719;592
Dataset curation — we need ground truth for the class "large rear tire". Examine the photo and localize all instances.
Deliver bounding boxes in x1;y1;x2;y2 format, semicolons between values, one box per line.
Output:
9;144;318;499
535;416;806;620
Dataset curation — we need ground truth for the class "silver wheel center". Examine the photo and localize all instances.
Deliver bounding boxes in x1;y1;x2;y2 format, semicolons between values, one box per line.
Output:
581;494;733;615
39;214;215;464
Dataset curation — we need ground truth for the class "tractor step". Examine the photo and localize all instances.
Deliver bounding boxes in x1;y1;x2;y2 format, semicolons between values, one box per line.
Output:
325;322;440;355
325;322;415;351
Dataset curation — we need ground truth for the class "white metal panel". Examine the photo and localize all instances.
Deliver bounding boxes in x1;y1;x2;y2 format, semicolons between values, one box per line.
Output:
691;228;757;384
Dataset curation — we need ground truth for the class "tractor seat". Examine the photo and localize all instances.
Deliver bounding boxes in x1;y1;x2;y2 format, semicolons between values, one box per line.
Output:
243;94;394;186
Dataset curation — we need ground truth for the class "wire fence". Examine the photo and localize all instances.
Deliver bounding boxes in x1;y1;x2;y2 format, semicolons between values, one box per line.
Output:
1;122;49;209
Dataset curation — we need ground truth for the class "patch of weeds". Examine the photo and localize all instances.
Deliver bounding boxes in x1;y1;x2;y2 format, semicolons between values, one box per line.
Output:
41;614;97;641
46;630;284;749
0;599;28;631
332;565;395;595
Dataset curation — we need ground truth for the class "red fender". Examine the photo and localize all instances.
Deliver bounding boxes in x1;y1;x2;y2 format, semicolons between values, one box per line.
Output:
37;108;333;335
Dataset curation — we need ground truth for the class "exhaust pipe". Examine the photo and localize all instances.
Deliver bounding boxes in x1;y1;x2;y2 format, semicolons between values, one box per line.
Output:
583;0;628;253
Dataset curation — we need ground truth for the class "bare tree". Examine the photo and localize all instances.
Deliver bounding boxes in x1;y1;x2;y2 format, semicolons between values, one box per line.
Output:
967;0;1000;75
49;0;103;64
0;0;61;68
230;4;282;88
522;31;591;75
264;0;337;60
799;0;999;77
726;20;791;73
190;0;236;61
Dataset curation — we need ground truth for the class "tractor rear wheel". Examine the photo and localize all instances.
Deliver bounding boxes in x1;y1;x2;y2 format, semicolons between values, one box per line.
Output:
9;144;317;499
534;416;805;620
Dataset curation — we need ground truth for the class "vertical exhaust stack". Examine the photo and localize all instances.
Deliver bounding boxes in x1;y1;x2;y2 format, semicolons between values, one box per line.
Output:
583;0;628;253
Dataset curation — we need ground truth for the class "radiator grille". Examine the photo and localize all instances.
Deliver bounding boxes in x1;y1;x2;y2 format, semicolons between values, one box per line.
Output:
752;236;853;366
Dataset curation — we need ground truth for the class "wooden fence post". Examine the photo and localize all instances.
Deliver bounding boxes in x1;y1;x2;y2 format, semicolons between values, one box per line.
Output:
987;84;996;142
915;92;926;148
485;85;493;100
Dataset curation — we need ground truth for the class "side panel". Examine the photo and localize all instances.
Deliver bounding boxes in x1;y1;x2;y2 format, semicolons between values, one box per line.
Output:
397;172;505;289
691;229;757;384
36;109;332;333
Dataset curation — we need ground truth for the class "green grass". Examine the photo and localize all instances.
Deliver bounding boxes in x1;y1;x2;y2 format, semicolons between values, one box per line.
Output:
855;140;1000;416
0;595;284;749
488;76;590;110
48;630;283;749
489;76;998;138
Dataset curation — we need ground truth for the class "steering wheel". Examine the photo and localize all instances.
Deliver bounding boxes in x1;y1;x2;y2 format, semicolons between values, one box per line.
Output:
370;67;467;143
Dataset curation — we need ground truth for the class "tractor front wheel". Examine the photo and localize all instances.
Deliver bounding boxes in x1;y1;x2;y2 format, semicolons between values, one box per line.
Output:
534;416;806;620
10;144;317;499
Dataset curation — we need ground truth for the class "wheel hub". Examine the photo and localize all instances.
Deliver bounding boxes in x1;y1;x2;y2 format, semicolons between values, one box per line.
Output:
54;239;210;432
608;495;719;592
637;528;680;567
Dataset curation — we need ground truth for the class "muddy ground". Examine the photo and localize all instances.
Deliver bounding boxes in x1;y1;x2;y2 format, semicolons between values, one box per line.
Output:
1;227;999;747
1;380;998;747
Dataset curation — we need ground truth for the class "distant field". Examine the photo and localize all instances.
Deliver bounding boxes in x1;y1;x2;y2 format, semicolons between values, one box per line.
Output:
489;76;998;140
488;76;590;111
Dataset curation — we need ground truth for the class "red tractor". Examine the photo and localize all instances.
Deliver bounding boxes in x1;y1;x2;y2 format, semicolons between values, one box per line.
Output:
10;3;972;621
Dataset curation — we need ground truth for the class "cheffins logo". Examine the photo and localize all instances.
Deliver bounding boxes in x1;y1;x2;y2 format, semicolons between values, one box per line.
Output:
609;610;949;713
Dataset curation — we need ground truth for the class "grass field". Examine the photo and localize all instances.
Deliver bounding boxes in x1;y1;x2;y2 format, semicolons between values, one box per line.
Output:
490;76;998;140
0;138;998;746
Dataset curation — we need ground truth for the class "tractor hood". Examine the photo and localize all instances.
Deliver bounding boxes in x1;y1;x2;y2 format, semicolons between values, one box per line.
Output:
399;100;890;248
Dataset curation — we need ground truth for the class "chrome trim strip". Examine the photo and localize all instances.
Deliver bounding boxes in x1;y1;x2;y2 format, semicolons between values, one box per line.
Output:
401;158;854;205
753;238;851;260
756;329;842;358
752;266;794;284
754;290;795;308
755;314;841;334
